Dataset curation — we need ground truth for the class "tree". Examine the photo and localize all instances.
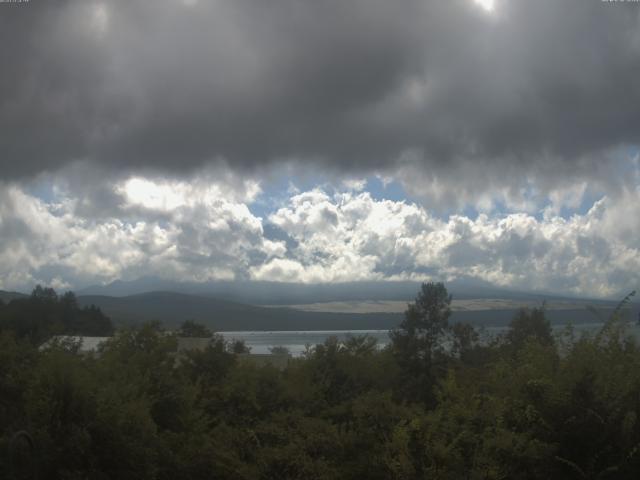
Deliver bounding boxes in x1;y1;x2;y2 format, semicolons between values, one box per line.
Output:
343;334;378;357
229;339;251;354
30;285;58;303
63;303;114;337
177;320;213;338
269;346;290;355
505;306;553;350
59;291;78;310
391;282;452;362
451;322;479;363
0;287;113;344
390;282;452;404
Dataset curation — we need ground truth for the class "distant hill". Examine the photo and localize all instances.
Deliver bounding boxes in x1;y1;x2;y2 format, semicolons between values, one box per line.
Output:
77;291;403;331
6;280;637;331
78;277;614;305
0;290;28;303
76;290;637;331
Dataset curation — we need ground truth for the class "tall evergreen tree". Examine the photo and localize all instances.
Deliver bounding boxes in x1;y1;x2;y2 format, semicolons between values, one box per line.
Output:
390;282;452;404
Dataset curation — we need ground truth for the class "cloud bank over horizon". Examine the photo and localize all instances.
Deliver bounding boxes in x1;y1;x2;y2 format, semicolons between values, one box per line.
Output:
1;0;639;297
1;172;638;299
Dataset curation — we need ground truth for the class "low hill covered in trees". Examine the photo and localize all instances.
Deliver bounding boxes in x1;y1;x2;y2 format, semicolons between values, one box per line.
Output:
0;286;113;344
77;290;635;331
1;284;639;478
4;286;632;332
76;291;402;331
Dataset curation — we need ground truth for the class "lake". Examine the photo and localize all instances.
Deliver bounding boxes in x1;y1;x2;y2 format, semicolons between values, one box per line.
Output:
220;322;640;356
221;330;391;356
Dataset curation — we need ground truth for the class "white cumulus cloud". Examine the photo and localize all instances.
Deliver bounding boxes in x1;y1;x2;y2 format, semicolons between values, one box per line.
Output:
0;177;638;298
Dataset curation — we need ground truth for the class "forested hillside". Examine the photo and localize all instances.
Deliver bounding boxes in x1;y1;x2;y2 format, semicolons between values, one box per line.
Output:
76;291;402;331
0;286;113;344
1;284;639;479
78;291;631;331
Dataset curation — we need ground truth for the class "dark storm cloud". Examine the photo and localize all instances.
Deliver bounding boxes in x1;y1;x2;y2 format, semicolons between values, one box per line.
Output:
1;0;639;181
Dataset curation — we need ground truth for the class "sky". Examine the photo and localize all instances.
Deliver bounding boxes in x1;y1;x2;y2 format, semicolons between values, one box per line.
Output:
1;0;639;298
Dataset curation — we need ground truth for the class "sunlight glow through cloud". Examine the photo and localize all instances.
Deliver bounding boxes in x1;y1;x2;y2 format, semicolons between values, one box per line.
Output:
120;178;186;211
474;0;494;12
89;3;109;36
117;176;262;212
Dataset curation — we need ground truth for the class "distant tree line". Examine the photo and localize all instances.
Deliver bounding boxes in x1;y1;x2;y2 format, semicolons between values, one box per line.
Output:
0;285;113;344
1;283;639;479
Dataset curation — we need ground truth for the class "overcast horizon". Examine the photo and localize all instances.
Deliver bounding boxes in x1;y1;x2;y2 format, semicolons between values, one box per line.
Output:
1;0;640;299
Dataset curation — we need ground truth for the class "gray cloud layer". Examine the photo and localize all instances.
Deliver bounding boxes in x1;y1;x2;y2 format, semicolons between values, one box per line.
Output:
2;0;639;295
2;0;639;186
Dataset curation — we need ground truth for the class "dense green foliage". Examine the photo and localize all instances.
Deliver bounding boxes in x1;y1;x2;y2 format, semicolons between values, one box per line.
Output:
2;284;640;479
178;320;214;338
0;286;113;344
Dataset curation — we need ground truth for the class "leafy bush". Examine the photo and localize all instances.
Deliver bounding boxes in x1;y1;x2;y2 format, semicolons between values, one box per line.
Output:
1;284;640;479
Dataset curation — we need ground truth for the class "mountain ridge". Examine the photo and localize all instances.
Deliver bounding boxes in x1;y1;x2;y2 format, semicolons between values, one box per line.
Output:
76;291;403;331
3;287;636;331
75;290;636;332
0;290;28;303
77;277;617;305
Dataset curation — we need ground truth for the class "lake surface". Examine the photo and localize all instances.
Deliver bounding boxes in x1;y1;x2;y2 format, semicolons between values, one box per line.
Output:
221;330;391;356
221;322;640;356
